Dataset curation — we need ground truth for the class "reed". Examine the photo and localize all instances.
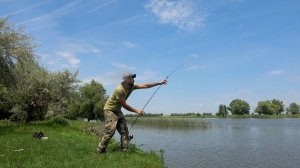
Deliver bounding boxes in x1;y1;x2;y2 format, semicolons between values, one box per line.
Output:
126;117;211;128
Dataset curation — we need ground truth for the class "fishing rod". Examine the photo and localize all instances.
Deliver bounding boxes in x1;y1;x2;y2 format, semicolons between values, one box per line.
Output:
128;63;186;141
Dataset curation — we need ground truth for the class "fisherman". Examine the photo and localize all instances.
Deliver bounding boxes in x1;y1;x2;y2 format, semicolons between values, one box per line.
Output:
97;72;167;154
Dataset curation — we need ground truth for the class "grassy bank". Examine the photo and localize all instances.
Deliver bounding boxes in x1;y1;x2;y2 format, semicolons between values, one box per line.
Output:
126;117;211;128
0;120;165;168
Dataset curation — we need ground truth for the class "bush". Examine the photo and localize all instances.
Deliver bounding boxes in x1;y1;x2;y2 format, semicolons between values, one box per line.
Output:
46;116;70;126
9;105;28;123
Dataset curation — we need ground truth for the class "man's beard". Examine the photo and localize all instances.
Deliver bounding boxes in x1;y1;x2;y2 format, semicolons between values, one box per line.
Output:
128;82;134;88
122;80;134;89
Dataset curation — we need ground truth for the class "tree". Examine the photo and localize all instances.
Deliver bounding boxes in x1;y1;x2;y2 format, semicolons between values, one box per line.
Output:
0;18;81;122
255;101;276;115
271;99;284;115
228;99;250;115
286;102;300;114
0;83;13;119
0;17;42;122
80;99;94;120
0;17;36;86
216;104;228;117
255;99;285;115
6;60;50;121
71;80;107;121
47;70;80;117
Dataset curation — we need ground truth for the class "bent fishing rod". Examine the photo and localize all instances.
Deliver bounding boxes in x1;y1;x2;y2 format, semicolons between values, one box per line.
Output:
128;63;185;141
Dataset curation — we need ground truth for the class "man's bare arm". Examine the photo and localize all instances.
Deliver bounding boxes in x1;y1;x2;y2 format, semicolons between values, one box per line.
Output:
119;98;144;115
135;80;167;89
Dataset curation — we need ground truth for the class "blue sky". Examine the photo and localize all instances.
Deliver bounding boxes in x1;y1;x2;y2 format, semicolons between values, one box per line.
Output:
1;0;300;114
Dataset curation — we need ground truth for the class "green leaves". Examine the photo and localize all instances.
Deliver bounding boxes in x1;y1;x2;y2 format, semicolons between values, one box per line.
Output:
0;17;36;87
216;104;228;117
228;99;250;115
68;80;107;121
286;102;300;114
255;99;285;115
0;18;81;122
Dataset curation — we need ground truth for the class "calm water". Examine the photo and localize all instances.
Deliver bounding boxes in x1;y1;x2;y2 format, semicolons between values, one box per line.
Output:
115;118;300;168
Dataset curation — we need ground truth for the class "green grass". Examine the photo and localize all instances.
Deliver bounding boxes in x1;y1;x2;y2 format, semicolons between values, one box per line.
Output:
126;117;211;128
0;120;165;168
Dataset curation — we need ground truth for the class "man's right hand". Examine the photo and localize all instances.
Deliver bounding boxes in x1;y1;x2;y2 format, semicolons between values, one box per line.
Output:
137;110;145;116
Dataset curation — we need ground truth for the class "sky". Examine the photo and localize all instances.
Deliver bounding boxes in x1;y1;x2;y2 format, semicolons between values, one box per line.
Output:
1;0;300;115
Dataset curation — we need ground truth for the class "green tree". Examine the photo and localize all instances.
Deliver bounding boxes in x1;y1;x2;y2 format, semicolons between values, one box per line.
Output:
0;17;36;86
255;99;285;115
0;83;13;118
228;99;250;115
0;18;81;122
286;102;300;114
47;70;80;117
271;99;285;115
80;99;94;120
8;63;79;122
216;104;228;117
74;80;107;121
255;101;276;115
67;92;81;119
8;62;50;121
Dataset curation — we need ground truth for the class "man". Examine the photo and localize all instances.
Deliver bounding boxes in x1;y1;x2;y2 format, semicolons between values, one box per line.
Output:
97;72;167;154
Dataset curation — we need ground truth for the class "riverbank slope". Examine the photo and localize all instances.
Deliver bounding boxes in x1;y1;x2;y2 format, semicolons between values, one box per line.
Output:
0;120;165;168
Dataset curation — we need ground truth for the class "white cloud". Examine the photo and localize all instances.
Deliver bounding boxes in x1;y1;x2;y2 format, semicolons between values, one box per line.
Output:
82;71;122;86
39;38;101;68
112;62;136;70
191;53;199;58
56;51;80;68
82;70;162;87
184;65;199;71
220;0;247;4
63;42;100;54
123;42;137;48
46;60;56;65
145;0;207;30
87;0;118;13
269;70;283;75
192;103;203;107
39;53;57;66
19;1;81;26
184;64;208;71
136;71;162;82
3;1;46;17
82;70;161;86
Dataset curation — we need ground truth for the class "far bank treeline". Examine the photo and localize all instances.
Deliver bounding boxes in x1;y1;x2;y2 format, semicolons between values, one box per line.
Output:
215;99;300;117
166;99;300;118
0;18;107;122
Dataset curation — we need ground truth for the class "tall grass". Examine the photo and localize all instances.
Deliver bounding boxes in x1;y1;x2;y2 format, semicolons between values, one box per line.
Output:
126;117;211;128
0;120;165;168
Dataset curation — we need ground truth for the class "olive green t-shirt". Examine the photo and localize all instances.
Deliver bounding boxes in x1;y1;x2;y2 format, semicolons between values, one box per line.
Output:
104;84;138;112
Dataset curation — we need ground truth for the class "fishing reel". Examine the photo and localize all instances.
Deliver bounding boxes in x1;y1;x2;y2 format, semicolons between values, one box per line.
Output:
129;134;133;141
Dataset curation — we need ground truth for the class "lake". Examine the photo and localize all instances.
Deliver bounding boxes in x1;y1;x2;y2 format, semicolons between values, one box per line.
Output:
115;118;300;168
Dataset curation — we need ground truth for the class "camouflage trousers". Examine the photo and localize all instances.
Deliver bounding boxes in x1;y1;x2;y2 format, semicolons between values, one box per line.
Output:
98;110;129;151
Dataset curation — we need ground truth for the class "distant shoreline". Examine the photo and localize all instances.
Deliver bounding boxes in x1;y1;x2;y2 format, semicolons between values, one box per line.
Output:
125;114;300;119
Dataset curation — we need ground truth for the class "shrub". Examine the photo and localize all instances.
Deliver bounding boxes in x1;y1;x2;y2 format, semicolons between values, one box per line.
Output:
9;105;28;123
46;116;70;126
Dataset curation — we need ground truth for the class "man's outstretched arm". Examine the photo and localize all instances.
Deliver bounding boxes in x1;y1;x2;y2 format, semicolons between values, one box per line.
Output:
135;80;167;89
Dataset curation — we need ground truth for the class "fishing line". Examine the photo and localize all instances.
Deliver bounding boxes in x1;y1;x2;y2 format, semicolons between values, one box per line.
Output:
128;63;186;140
